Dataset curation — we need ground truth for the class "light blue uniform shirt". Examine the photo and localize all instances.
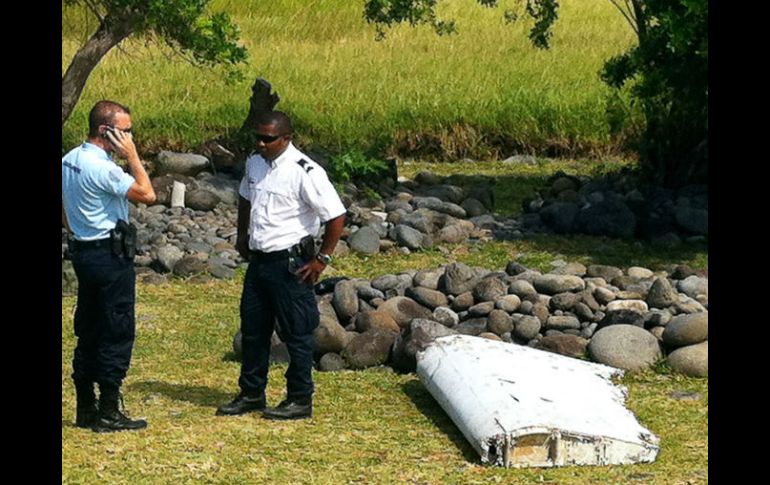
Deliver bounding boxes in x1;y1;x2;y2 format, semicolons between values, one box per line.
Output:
62;142;136;241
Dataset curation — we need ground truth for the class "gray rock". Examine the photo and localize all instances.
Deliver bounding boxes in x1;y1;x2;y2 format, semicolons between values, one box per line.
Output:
598;310;645;330
332;279;360;325
348;226;382;254
405;287;449;310
627;267;654;279
318;353;347;372
533;274;586;295
208;263;235;279
432;306;459;328
549;292;581;311
645;309;673;327
422;184;465;204
156;151;210;177
532;303;550;325
437;224;471;244
371;274;400;292
594;287;617;305
586;265;623;281
461;198;488;217
394;224;424;250
185;189;221;211
649;326;666;341
673;295;707;314
514;315;542;340
356;285;385;301
588;325;662;371
667;341;708;377
646;277;679;308
479;332;503;342
675;206;708;235
576;199;637;239
487;310;514;335
468;301;495;317
173;256;207;277
314;296;351;355
677;276;708;299
450;291;475;312
391;319;457;373
505;262;529;276
546;316;581;331
455;318;488;336
195;173;240;205
440;262;482;296
508;280;538;299
663;312;708;347
157;245;184;272
414;171;443;186
354;310;400;333
495;294;521;313
607;300;649;314
573;302;594;322
536;334;589;358
413;268;444;290
341;329;398;370
540;202;579;233
377;296;433;328
472;277;508;302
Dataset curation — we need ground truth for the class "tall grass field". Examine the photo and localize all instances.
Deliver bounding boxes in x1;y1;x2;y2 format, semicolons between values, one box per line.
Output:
62;0;638;159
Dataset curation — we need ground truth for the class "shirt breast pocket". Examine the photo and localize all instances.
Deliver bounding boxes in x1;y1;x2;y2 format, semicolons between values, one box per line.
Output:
264;188;298;219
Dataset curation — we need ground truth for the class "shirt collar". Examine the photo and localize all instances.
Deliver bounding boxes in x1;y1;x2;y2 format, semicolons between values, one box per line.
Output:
81;141;112;161
264;142;296;168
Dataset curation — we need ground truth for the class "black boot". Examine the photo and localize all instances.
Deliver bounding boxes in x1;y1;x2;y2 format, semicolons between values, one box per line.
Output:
74;381;98;429
216;391;267;416
92;386;147;433
262;396;312;420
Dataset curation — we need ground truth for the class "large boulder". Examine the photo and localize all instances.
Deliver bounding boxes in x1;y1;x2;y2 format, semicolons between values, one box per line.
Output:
588;324;662;371
667;341;708;377
662;312;708;347
341;329;398;370
156;151;210;177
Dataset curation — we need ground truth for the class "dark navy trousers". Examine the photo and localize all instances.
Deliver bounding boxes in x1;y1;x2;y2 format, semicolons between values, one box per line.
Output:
70;246;136;390
238;257;320;399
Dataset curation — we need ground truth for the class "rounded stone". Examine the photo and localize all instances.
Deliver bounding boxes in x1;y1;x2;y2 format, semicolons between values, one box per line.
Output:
667;341;708;377
588;325;662;371
662;312;708;347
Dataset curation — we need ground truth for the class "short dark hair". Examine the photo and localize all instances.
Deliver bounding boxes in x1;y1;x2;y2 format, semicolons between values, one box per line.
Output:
88;100;131;138
255;111;293;135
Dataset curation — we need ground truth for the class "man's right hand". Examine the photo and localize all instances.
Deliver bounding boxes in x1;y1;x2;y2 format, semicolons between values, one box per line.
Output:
106;128;139;162
236;235;250;262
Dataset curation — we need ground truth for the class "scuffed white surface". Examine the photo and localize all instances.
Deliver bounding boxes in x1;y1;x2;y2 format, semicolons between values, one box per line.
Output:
416;335;660;467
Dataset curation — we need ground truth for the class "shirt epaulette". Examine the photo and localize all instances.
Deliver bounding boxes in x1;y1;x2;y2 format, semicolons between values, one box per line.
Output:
296;159;315;174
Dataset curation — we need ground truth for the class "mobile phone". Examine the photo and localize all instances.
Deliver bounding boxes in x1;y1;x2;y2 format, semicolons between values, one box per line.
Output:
102;125;116;139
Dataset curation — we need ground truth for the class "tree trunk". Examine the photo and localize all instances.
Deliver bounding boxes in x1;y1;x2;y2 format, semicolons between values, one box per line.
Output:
61;18;132;126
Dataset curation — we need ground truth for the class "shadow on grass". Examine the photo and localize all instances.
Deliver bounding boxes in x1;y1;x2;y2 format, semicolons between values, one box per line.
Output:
128;380;232;407
401;379;479;463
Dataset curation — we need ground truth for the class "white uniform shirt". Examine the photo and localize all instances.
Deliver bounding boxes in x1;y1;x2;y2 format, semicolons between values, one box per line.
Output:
238;143;346;252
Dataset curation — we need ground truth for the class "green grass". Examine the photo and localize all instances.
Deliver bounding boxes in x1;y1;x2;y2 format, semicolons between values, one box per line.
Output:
62;0;639;158
62;237;707;484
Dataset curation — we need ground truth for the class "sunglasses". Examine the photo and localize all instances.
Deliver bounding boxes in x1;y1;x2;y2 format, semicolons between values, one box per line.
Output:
103;125;133;134
255;133;285;144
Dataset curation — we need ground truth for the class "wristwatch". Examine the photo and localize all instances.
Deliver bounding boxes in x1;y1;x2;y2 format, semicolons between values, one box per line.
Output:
316;252;332;265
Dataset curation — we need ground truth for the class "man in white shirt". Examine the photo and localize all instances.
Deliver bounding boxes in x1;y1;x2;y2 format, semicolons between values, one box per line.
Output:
216;111;346;420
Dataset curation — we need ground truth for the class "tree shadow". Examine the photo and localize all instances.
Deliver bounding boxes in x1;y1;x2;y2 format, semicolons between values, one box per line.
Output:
128;380;232;407
400;378;479;463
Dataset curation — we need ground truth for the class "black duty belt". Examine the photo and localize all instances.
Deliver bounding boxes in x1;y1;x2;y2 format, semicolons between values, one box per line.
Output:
70;238;111;250
249;246;299;263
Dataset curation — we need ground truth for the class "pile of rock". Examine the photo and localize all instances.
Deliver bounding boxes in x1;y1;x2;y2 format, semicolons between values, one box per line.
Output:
235;260;708;378
521;170;708;245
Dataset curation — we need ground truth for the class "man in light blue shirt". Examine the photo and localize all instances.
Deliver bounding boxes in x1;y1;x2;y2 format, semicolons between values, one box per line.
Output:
62;100;155;433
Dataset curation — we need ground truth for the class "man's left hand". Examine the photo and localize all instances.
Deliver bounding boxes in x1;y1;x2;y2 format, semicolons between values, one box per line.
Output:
296;258;326;284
